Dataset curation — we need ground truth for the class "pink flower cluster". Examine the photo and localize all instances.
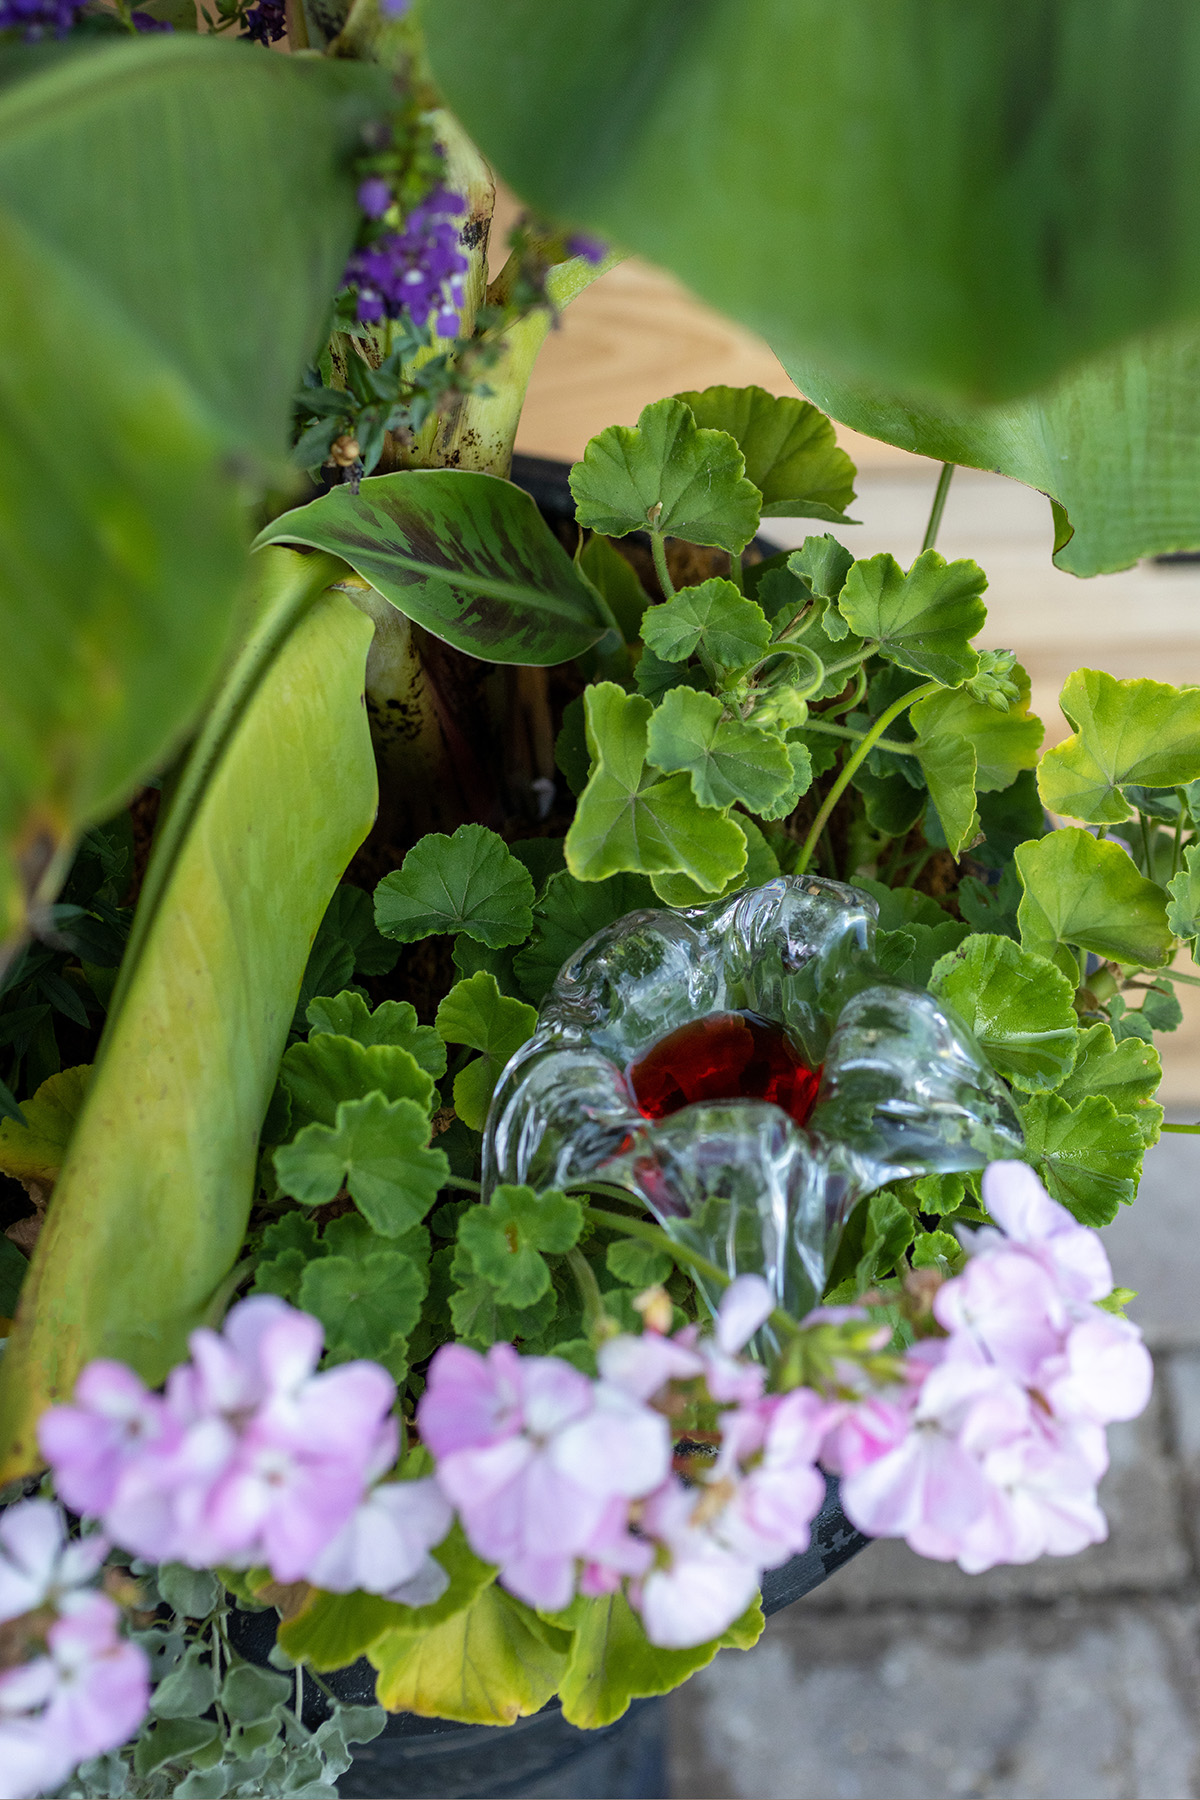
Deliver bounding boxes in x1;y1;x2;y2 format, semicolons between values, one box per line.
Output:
39;1295;450;1602
418;1275;831;1648
825;1161;1152;1570
0;1501;149;1800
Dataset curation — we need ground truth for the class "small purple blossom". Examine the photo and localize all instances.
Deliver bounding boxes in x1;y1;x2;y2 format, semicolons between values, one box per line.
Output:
130;9;173;27
566;232;607;265
344;184;468;334
0;0;82;39
240;0;285;43
0;1501;107;1625
357;177;393;221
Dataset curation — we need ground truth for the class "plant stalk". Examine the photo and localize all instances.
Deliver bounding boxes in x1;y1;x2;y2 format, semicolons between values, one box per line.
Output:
922;462;956;552
794;680;940;874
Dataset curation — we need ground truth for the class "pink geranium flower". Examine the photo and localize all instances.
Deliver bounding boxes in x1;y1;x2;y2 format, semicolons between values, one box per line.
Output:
419;1343;670;1611
0;1591;149;1800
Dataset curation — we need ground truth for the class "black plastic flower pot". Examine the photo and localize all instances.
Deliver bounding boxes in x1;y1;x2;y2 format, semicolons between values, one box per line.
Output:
229;1476;870;1800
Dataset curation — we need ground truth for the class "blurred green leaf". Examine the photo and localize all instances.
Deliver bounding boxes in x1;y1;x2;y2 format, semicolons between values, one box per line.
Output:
306;992;447;1077
370;1583;569;1724
1167;845;1200;953
554;1589;763;1729
514;869;657;1005
0;565;377;1480
281;1035;435;1128
426;1;1200;405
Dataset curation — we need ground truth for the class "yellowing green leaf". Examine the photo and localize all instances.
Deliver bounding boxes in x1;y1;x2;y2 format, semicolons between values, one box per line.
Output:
930;934;1079;1092
645;689;794;813
555;1590;763;1729
564;684;746;893
435;973;538;1131
673;385;856;522
369;1584;570;1724
375;824;535;949
0;1066;89;1187
569;397;761;553
1015;828;1174;978
1038;670;1200;824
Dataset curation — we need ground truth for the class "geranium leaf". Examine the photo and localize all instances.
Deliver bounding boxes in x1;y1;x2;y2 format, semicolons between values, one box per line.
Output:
306;992;446;1077
1037;669;1200;824
911;668;1042;794
280;1036;435;1129
915;735;978;857
274;1094;448;1236
673;385;857;522
1055;1022;1163;1146
605;1237;673;1287
298;1242;426;1360
375;825;535;949
645;690;794;813
875;918;970;988
448;1242;559;1348
577;535;649;645
435;973;538;1131
569;398;761;553
564;684;747;892
1016;828;1174;978
640;579;772;677
553;1589;763;1730
756;742;814;822
457;1184;583;1307
837;551;986;687
308;884;399;984
786;535;854;605
649;814;779;908
370;1583;570;1725
513;870;658;1005
1016;1093;1145;1227
280;1522;494;1670
0;1065;89;1187
1167;843;1200;953
256;471;609;666
930;934;1079;1092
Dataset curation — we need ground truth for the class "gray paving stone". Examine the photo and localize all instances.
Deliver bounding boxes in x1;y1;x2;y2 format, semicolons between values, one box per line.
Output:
1104;1137;1200;1351
670;1599;1200;1800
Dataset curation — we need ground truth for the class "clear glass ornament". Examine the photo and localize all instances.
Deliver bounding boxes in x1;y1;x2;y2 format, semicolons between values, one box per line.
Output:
483;876;1023;1319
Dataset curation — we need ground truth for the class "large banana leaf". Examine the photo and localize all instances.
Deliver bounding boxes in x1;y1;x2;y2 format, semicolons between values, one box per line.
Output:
0;552;377;1480
780;320;1200;577
423;0;1200;405
0;39;382;944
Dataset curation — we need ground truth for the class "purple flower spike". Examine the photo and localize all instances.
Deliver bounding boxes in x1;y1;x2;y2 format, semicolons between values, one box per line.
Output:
343;186;469;331
240;0;285;43
357;176;393;220
566;232;607;265
131;9;173;27
378;0;410;13
0;0;83;39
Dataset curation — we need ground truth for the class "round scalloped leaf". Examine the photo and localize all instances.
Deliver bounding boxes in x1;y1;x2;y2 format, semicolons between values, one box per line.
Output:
930;933;1079;1092
1038;669;1200;824
569;399;761;553
375;825;535;950
1015;828;1174;978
